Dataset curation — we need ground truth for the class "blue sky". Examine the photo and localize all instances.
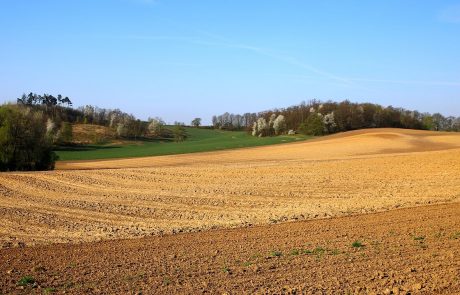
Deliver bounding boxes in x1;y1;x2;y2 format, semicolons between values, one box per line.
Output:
1;0;459;124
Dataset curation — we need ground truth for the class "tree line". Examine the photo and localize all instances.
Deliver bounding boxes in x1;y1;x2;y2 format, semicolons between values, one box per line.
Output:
0;93;199;171
212;100;460;136
3;94;458;172
16;93;196;141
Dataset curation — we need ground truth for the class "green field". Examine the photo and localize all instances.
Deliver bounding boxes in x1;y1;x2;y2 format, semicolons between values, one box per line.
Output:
55;127;312;161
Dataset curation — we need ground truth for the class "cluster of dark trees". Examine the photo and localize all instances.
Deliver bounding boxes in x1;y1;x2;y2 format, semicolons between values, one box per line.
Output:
0;104;57;171
0;93;80;171
18;92;72;107
212;100;460;135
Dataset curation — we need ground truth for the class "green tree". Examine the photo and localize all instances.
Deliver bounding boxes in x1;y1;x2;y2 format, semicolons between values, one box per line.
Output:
191;118;202;128
60;122;73;144
422;115;434;130
172;124;188;142
0;105;57;171
299;113;325;136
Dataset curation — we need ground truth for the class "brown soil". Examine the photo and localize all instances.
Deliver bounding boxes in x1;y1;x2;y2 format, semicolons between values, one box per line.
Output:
1;202;459;294
1;128;460;294
1;129;460;247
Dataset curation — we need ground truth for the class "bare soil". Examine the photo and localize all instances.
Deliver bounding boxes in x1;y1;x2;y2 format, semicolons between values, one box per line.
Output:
1;128;460;294
1;129;460;247
1;202;459;294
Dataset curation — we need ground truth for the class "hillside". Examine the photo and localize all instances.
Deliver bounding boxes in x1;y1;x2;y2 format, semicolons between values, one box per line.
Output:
1;128;459;247
71;124;116;144
55;126;309;161
57;128;460;170
1;128;460;293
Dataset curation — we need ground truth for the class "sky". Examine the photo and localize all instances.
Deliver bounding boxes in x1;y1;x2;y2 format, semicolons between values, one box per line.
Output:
1;0;459;124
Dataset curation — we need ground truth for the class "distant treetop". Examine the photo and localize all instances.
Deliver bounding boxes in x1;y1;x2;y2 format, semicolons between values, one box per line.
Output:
17;93;72;107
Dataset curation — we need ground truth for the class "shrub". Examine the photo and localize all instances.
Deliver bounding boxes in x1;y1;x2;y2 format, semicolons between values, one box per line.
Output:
172;124;188;142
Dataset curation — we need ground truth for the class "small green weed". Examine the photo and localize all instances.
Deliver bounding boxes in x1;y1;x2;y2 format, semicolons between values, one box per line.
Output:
352;241;364;248
251;253;261;260
313;247;325;254
330;249;340;255
17;276;35;286
302;246;325;256
270;251;282;257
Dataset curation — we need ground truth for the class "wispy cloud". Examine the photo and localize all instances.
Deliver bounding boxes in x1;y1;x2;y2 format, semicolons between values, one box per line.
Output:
190;38;353;85
157;61;202;67
90;29;460;88
93;34;196;42
90;30;352;84
349;77;460;87
437;4;460;24
130;0;157;5
196;34;460;88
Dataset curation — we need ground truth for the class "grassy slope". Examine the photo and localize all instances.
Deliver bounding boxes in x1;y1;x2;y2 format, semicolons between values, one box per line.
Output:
55;127;311;161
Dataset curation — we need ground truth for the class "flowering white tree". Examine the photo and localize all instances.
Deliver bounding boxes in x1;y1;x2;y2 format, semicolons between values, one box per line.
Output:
252;116;286;137
45;118;62;143
116;123;127;137
273;115;286;135
251;117;269;137
46;119;55;135
323;112;337;134
148;117;165;136
109;113;118;128
257;117;268;136
252;121;258;136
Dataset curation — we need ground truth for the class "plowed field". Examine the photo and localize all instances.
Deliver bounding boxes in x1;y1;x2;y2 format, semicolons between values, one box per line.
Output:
1;128;460;294
1;128;460;247
1;202;460;294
